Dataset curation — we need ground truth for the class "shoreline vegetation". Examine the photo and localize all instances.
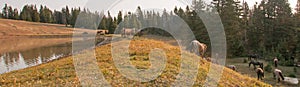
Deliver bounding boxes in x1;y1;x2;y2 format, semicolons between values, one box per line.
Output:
0;38;271;86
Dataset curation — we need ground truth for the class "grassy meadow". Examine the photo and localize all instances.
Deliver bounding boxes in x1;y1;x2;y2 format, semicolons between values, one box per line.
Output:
0;38;271;86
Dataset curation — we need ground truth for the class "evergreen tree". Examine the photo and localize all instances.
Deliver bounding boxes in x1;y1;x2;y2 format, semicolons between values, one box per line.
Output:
20;5;32;21
2;4;8;18
65;6;70;27
39;5;45;22
212;0;244;56
13;8;19;19
8;6;13;19
39;6;53;23
32;5;40;22
53;10;63;24
295;0;300;27
106;11;115;33
70;7;80;27
61;8;67;24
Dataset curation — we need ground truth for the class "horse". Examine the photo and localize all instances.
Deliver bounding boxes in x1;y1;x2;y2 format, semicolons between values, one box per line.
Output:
248;54;260;61
226;65;237;71
121;28;136;37
187;40;207;58
273;57;278;67
273;69;284;82
256;67;264;80
249;60;264;70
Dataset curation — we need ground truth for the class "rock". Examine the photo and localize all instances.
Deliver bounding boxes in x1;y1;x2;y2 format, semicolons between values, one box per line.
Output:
283;77;298;85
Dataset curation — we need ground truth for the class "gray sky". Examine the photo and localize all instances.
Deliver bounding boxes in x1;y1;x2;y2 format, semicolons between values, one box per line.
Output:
0;0;298;16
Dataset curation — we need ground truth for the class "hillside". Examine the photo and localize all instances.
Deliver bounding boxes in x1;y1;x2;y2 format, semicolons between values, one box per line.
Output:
0;19;97;54
0;38;271;86
0;19;73;36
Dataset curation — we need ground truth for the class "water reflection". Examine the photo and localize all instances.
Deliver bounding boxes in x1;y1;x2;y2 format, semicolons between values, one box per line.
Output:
0;43;72;74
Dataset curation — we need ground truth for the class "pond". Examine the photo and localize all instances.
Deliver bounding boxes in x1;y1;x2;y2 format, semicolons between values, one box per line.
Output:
0;43;72;74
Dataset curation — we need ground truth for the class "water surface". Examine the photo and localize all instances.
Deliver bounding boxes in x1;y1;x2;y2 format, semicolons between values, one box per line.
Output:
0;43;72;74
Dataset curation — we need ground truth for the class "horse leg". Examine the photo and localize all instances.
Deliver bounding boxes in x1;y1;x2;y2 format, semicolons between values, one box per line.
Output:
249;63;251;68
257;72;261;80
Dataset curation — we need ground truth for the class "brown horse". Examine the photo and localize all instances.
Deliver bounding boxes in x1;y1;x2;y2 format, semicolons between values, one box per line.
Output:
121;28;136;37
187;40;207;58
227;65;237;71
256;67;264;80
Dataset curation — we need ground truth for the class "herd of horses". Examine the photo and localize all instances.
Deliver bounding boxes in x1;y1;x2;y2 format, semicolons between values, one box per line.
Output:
186;40;286;83
111;28;290;83
117;28;287;83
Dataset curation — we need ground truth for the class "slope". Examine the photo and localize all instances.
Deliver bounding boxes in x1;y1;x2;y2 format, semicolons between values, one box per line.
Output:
0;38;271;86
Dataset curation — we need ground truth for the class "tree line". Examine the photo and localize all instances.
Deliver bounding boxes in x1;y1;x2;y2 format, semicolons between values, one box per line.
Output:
1;0;300;63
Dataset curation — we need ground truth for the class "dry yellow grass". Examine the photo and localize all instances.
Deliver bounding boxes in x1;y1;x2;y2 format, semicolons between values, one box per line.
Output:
0;38;271;86
0;19;102;54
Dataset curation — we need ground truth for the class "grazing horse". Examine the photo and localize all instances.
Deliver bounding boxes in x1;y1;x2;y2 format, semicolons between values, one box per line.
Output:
249;60;264;70
256;67;264;80
121;28;136;37
187;40;207;58
226;65;237;71
273;57;278;67
248;54;260;61
273;69;285;82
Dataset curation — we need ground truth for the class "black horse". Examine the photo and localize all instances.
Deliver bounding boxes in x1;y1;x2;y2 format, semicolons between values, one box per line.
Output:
248;54;260;61
249;60;264;70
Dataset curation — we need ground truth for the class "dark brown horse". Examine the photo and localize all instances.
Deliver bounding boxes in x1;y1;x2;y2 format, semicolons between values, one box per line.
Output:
256;67;264;80
248;54;260;61
249;60;264;70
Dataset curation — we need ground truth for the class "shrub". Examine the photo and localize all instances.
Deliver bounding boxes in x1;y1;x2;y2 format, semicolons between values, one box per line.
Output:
243;58;248;63
278;59;294;66
288;73;297;78
283;60;294;66
264;64;272;73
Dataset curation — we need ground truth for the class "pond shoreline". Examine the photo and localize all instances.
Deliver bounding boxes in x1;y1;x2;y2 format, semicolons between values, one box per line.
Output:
0;35;111;74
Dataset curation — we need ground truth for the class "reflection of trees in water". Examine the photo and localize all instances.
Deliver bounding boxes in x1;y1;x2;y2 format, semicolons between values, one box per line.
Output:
21;43;72;64
1;52;20;66
21;48;41;65
0;43;72;74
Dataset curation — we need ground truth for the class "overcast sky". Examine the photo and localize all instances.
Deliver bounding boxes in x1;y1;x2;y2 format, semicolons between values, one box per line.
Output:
0;0;298;16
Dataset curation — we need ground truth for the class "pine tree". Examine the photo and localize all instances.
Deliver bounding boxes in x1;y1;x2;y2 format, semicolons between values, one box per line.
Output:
295;0;300;27
70;7;80;27
2;4;8;18
212;0;244;56
61;8;67;24
39;5;45;22
13;8;19;19
8;6;14;19
53;10;63;24
65;6;70;27
136;6;144;28
20;5;32;21
106;11;115;33
32;5;40;22
248;1;266;53
99;14;107;30
241;1;250;52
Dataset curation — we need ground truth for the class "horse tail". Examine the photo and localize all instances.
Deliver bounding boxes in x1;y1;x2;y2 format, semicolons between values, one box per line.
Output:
279;72;284;80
